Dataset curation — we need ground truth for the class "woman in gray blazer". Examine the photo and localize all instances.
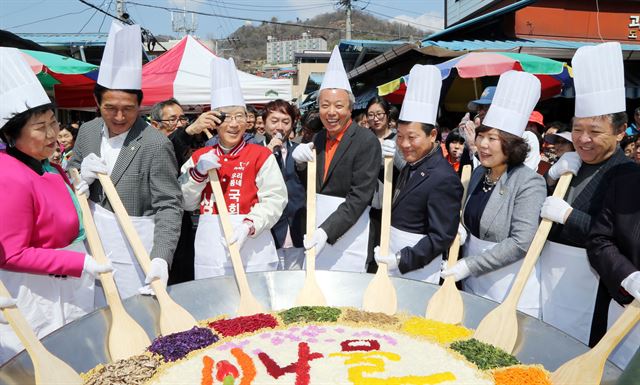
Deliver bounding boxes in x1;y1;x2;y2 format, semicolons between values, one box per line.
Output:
442;124;546;317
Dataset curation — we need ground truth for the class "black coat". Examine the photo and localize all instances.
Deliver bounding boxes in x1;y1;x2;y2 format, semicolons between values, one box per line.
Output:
391;148;463;273
312;122;381;244
587;163;640;346
271;141;306;248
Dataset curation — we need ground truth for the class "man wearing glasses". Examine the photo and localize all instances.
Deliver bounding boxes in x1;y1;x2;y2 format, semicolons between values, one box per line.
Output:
149;98;222;284
179;57;287;279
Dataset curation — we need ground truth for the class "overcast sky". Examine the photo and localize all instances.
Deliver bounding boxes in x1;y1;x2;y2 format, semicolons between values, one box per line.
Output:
1;0;444;39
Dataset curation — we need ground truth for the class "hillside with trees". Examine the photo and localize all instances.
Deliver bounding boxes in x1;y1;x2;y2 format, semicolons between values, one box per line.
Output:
213;10;428;70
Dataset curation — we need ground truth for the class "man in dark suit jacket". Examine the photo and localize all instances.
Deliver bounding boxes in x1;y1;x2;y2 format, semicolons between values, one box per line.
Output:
587;164;640;347
292;89;380;259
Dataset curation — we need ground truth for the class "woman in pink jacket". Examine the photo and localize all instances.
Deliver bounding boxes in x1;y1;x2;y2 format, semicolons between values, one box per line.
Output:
0;48;112;363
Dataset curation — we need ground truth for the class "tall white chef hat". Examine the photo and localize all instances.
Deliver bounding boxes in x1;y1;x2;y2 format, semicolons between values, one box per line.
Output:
398;64;442;125
210;56;245;109
0;47;51;129
319;46;352;93
97;21;142;90
572;42;625;118
483;71;541;137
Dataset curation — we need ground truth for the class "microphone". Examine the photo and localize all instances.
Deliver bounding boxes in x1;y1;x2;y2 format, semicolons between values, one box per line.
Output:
273;132;284;158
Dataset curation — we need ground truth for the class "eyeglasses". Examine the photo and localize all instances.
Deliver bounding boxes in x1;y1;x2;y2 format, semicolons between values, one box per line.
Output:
225;113;247;123
160;116;189;124
367;112;386;119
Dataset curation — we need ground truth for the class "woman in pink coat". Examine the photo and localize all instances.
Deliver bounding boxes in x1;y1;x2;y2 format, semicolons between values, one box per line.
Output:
0;48;112;363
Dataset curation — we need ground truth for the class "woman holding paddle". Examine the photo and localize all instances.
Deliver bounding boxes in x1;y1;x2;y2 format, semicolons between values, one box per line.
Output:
0;48;112;363
441;71;546;318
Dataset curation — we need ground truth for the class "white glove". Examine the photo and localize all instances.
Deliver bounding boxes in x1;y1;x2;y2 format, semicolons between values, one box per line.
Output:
196;150;221;175
457;224;467;246
548;151;582;180
374;246;399;273
303;228;328;255
381;139;396;158
0;297;17;324
138;258;169;296
75;179;89;196
224;222;251;251
441;259;471;282
541;196;573;224
292;142;315;163
80;153;108;185
622;271;640;302
82;254;114;277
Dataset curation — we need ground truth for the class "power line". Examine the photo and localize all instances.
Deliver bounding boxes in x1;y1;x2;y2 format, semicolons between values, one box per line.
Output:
79;0;107;33
8;8;92;29
98;0;113;31
125;1;414;38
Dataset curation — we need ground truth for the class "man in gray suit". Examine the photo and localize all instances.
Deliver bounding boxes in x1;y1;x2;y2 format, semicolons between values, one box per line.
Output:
69;21;182;298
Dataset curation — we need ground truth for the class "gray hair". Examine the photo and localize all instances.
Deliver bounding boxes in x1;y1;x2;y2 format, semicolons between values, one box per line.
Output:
319;88;355;110
149;98;181;122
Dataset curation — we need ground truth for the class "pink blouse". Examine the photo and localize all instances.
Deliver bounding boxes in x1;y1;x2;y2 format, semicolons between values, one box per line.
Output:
0;153;84;277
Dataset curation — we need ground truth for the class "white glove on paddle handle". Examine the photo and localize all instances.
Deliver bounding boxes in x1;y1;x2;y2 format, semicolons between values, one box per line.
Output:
622;271;640;302
303;227;328;255
196;150;221;175
374;246;399;273
540;196;573;224
0;297;17;324
139;258;169;296
381;139;396;159
441;259;471;282
457;224;468;246
80;153;108;185
229;222;252;251
83;254;114;277
292;142;315;163
548;151;582;180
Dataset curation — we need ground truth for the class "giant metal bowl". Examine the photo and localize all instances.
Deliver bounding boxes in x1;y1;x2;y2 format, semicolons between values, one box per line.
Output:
0;271;626;384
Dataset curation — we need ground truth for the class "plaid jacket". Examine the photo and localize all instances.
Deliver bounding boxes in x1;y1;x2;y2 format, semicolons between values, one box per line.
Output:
548;148;633;247
69;117;183;265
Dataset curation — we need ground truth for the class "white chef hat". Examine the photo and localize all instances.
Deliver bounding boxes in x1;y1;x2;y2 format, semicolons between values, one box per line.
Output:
483;71;541;137
210;56;245;109
319;46;352;93
398;64;442;125
0;47;51;129
572;42;625;118
97;21;142;90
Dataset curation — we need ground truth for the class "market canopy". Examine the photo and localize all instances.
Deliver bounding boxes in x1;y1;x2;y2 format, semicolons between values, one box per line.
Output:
378;52;573;112
20;49;98;91
54;36;292;109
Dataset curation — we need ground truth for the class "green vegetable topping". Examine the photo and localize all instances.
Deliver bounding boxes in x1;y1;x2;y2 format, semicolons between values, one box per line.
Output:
278;306;341;324
449;338;520;370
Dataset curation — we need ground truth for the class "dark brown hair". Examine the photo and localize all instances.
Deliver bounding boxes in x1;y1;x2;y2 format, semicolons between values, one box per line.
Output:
262;99;299;127
476;125;529;166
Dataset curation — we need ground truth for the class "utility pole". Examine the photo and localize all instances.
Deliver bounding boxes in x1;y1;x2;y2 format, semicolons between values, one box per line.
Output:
337;0;353;40
116;0;125;19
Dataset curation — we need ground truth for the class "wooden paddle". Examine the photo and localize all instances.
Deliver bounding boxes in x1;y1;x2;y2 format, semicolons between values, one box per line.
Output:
295;149;327;306
0;280;83;385
362;156;397;314
97;173;198;335
202;129;265;315
425;164;472;324
207;169;265;315
69;169;150;361
551;299;640;385
473;173;573;353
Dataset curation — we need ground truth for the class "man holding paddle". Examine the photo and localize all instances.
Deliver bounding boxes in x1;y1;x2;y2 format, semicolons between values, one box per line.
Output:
538;42;636;350
291;46;380;272
374;64;462;283
69;21;183;300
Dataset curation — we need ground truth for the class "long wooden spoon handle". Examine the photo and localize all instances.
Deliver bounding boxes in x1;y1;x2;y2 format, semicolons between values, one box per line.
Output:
305;151;317;271
504;173;573;306
69;169;121;301
446;165;472;268
593;300;640;357
207;169;253;295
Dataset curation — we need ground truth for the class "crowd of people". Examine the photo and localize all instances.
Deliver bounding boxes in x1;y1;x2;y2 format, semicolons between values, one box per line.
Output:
0;20;639;369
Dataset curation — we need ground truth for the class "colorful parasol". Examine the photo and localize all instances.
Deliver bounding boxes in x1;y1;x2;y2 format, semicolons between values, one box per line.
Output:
19;49;98;91
378;52;573;112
